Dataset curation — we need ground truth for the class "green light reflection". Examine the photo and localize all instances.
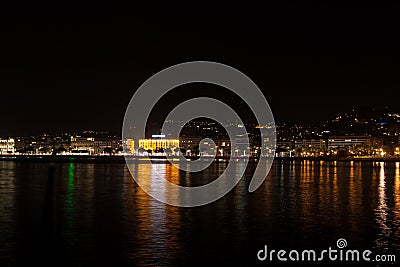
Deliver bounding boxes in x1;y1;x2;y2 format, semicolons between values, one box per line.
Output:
65;162;75;250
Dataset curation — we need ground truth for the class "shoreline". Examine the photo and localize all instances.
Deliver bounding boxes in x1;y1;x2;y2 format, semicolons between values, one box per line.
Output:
1;154;400;163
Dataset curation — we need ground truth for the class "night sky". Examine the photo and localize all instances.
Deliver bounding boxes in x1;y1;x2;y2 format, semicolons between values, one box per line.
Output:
1;4;400;136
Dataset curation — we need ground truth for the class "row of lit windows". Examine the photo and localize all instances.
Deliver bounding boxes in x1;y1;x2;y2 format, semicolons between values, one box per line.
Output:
138;139;179;150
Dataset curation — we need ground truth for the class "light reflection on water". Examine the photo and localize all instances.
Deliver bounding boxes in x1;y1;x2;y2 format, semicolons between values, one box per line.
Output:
0;160;399;266
0;161;16;266
375;162;390;249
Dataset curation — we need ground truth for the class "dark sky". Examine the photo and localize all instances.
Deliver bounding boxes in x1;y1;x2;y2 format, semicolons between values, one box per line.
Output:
1;4;400;136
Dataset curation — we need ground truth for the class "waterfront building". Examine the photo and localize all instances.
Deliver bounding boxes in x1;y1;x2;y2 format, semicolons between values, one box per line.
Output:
125;139;135;154
295;139;326;150
179;135;203;150
70;136;95;155
231;135;250;156
94;138;120;154
0;138;15;154
294;139;326;156
275;140;294;157
216;138;231;156
138;134;179;153
328;136;382;149
70;136;121;155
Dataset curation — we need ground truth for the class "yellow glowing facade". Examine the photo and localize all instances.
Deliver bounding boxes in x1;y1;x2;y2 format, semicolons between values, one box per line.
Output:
126;139;135;154
138;138;179;151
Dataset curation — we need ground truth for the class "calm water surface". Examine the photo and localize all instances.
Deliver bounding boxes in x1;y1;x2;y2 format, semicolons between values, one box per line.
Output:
0;160;399;266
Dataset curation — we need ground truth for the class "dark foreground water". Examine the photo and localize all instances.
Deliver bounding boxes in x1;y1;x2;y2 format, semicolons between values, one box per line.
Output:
0;160;399;266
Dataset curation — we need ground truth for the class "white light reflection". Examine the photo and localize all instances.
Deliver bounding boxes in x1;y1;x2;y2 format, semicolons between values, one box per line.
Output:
375;162;391;249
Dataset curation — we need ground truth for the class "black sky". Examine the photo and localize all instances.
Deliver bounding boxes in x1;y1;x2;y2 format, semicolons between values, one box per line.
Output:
1;4;400;136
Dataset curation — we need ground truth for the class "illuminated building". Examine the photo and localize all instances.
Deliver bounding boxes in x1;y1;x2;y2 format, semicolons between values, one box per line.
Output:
138;134;179;152
294;139;325;157
70;136;95;155
295;139;326;150
179;135;203;150
232;135;250;156
216;138;231;156
180;135;231;156
125;139;135;154
94;139;120;154
0;138;15;154
328;136;382;149
71;136;121;155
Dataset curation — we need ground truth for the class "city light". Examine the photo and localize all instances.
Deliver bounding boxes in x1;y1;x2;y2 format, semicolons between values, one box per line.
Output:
1;108;400;159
